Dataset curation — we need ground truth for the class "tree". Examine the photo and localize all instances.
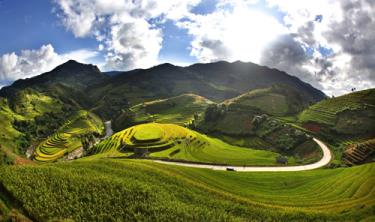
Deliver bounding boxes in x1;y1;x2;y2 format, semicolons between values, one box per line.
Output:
276;155;288;164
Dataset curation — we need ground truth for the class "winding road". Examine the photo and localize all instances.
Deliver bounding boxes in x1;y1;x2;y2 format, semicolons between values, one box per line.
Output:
152;138;332;172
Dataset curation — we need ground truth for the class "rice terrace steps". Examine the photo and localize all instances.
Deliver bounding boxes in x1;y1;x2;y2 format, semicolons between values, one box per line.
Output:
90;123;204;155
34;111;103;162
343;139;375;166
90;122;332;170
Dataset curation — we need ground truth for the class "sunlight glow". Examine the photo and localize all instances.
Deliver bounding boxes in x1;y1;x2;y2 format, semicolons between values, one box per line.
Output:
224;8;287;63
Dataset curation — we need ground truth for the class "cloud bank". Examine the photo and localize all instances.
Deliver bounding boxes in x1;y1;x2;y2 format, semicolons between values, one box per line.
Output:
0;44;97;85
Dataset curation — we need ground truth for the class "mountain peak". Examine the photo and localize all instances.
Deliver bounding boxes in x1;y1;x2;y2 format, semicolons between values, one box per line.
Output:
53;60;101;73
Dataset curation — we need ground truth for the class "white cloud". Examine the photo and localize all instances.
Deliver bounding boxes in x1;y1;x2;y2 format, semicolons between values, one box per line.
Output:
104;20;162;70
54;0;201;70
178;3;287;63
262;0;375;96
0;44;98;85
46;0;375;96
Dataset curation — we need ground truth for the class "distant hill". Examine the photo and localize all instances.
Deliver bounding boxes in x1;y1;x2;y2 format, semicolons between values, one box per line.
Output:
103;71;123;77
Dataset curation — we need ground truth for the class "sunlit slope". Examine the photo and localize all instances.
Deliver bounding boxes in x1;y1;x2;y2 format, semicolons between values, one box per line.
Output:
0;159;373;221
34;111;104;162
90;123;281;166
223;85;310;116
130;94;212;124
299;88;375;135
0;89;64;161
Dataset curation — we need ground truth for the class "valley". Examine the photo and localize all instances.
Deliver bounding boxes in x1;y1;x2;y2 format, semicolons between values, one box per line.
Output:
0;60;374;221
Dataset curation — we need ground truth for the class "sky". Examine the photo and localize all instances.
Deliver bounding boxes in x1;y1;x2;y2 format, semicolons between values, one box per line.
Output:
0;0;374;96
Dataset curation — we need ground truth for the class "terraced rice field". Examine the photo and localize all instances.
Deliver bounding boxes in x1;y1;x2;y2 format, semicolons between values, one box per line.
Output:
90;123;281;166
34;111;103;162
0;159;373;221
343;139;375;165
299;89;375;126
129;93;212;125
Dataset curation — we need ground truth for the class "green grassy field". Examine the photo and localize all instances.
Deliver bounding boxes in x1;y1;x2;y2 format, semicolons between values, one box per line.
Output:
90;123;284;166
0;159;373;221
34;111;104;162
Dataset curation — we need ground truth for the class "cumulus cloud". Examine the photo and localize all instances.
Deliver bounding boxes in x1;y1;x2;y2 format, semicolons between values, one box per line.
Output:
6;0;372;96
0;44;98;86
262;0;375;96
178;3;287;63
54;0;200;70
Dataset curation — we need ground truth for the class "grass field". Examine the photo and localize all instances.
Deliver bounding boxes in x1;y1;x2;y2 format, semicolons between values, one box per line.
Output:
0;159;373;221
90;123;284;166
34;111;104;162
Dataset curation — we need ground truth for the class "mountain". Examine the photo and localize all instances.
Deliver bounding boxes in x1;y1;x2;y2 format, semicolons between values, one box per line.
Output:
0;60;107;97
88;61;326;120
0;60;326;164
0;61;109;162
186;61;326;102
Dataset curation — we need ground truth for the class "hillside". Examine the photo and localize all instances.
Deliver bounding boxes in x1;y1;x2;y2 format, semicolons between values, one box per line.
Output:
299;88;375;136
112;93;213;131
0;159;373;221
89;61;326;119
90;123;284;166
223;84;310;116
34;110;104;162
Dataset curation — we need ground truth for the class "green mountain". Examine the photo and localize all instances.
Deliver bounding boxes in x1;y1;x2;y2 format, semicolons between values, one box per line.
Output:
0;61;108;164
88;61;326;119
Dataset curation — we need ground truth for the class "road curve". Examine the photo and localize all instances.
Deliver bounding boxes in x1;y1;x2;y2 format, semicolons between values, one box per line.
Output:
152;138;332;172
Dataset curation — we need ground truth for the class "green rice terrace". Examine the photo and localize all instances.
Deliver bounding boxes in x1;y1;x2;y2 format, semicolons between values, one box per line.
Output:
90;123;283;166
299;89;375;129
0;60;374;221
34;111;104;162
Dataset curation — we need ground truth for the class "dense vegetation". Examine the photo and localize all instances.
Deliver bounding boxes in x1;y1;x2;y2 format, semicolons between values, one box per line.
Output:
0;159;373;221
196;103;321;163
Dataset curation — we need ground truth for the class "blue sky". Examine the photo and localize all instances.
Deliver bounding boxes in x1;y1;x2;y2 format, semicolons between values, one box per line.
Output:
0;0;374;96
0;0;96;54
0;0;287;67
